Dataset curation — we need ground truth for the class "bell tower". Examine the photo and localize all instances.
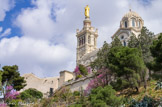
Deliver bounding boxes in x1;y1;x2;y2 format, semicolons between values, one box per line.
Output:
76;5;98;65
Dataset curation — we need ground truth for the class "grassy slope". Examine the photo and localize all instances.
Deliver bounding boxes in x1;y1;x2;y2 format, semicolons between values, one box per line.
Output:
118;80;162;101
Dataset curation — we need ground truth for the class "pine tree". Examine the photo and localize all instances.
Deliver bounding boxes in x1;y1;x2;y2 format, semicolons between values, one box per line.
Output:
128;33;139;48
1;65;26;91
91;41;110;70
138;27;154;64
111;36;122;48
108;47;146;92
150;33;162;80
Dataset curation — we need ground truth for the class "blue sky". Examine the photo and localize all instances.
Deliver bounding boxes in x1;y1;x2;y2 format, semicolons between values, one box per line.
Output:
0;0;34;39
0;0;161;78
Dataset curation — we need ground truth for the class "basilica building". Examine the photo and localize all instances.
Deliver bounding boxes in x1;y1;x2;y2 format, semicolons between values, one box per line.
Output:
112;9;144;46
76;6;144;66
22;6;146;95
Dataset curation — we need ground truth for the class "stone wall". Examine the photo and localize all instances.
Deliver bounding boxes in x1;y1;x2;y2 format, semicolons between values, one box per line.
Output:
21;73;59;96
57;74;94;92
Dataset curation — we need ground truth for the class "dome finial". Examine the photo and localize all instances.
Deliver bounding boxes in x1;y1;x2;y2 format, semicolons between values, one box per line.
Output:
129;4;132;12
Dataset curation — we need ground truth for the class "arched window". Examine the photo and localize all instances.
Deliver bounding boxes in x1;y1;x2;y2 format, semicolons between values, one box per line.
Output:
132;18;135;27
121;35;124;39
88;36;91;44
123;41;126;46
81;37;83;45
138;21;141;28
83;36;85;44
125;21;128;28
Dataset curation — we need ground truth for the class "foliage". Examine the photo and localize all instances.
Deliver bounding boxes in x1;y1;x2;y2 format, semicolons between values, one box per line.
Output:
89;85;123;107
40;97;54;107
85;68;112;94
20;88;43;102
111;36;122;48
138;27;154;64
88;41;113;92
74;65;88;79
54;87;72;102
108;46;146;91
128;33;139;48
0;71;2;84
91;41;110;70
69;104;83;107
0;65;26;91
150;33;162;80
129;96;156;107
155;81;162;90
128;27;154;73
110;78;130;91
73;91;80;96
5;85;19;101
79;64;88;76
76;75;82;79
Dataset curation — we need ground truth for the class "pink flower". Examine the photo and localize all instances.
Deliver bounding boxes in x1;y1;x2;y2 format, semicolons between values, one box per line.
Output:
74;66;81;75
0;103;7;107
87;67;92;73
5;85;19;100
85;68;111;94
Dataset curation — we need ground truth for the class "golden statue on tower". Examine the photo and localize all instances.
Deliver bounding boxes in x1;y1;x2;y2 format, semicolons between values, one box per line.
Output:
85;5;90;18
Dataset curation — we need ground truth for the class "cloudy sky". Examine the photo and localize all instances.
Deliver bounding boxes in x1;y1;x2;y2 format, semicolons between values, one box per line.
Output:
0;0;161;78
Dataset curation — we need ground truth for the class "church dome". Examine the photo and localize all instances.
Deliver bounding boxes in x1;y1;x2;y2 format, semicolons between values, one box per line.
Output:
120;10;144;29
122;10;141;19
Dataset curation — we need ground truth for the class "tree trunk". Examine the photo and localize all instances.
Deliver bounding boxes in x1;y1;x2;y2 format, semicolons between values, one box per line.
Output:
135;87;139;92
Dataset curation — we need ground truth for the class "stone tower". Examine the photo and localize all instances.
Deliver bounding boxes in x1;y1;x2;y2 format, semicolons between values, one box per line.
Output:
76;5;98;65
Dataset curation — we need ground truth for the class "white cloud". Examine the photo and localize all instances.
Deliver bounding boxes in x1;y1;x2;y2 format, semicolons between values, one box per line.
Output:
0;0;14;21
0;36;75;77
0;28;11;37
0;0;162;77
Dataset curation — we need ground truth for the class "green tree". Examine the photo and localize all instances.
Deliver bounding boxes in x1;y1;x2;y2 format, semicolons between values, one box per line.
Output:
20;88;43;102
138;26;154;64
91;41;110;70
128;33;139;48
1;65;26;91
128;27;154;64
111;36;122;47
79;64;88;76
150;33;162;80
128;27;154;81
108;47;146;92
89;85;123;107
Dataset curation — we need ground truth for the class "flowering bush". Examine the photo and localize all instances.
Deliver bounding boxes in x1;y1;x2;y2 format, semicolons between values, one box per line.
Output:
0;103;7;107
74;66;81;76
85;68;112;94
5;85;19;100
87;67;92;74
74;65;92;80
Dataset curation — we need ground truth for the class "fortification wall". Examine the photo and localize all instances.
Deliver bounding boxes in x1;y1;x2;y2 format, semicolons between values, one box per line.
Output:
21;73;59;96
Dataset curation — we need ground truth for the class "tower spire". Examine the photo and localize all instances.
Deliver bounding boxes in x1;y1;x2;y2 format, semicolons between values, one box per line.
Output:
85;5;90;18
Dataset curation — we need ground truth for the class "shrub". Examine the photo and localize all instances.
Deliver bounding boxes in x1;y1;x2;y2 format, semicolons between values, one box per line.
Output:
79;64;88;76
73;91;80;96
20;88;43;101
89;85;123;107
155;81;162;90
76;74;82;80
129;96;156;107
5;85;19;100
